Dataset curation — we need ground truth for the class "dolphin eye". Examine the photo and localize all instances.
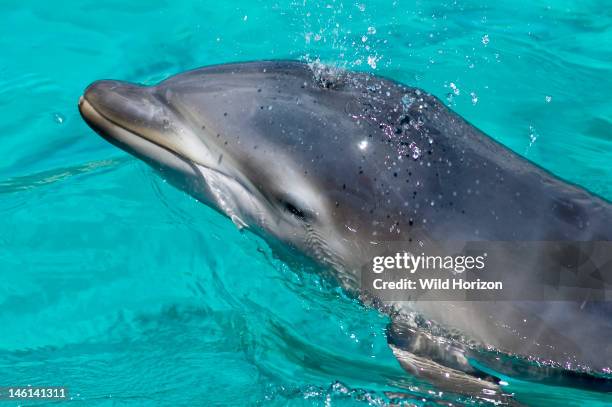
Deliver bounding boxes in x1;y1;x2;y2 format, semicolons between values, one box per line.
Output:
285;201;306;220
278;197;307;221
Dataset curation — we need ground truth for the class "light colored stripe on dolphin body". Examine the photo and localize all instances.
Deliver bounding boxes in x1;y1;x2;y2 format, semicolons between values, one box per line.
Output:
195;164;249;229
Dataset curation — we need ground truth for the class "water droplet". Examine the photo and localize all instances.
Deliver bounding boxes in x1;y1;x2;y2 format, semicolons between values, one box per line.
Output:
243;15;248;21
449;82;460;95
367;26;376;35
482;389;496;396
401;94;414;111
357;3;366;12
409;142;421;160
545;95;552;103
367;55;377;69
482;34;490;45
53;113;65;124
361;35;368;42
528;125;538;147
470;92;478;105
358;140;368;150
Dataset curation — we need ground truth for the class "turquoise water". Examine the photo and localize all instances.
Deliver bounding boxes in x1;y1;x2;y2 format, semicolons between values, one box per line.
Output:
1;0;611;405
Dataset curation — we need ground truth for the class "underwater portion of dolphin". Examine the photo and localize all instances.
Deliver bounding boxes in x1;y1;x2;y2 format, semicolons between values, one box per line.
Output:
79;61;612;400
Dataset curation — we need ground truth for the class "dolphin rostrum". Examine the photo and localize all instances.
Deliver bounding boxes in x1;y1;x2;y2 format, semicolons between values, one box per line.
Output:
79;61;612;402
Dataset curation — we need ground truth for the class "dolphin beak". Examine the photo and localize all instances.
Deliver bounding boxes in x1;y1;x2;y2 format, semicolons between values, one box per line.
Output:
79;79;180;157
78;79;247;216
79;80;155;135
79;80;203;181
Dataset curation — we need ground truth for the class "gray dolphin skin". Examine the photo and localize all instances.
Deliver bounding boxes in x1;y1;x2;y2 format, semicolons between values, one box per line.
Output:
79;61;612;402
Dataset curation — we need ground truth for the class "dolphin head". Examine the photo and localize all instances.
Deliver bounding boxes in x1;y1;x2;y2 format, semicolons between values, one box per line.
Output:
79;62;375;275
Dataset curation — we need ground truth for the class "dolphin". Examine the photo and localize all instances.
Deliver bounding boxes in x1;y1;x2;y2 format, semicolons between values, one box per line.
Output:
79;60;612;401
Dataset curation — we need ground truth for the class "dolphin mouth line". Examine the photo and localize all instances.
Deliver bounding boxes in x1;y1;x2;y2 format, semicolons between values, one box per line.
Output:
78;94;257;225
78;95;244;186
78;95;195;167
